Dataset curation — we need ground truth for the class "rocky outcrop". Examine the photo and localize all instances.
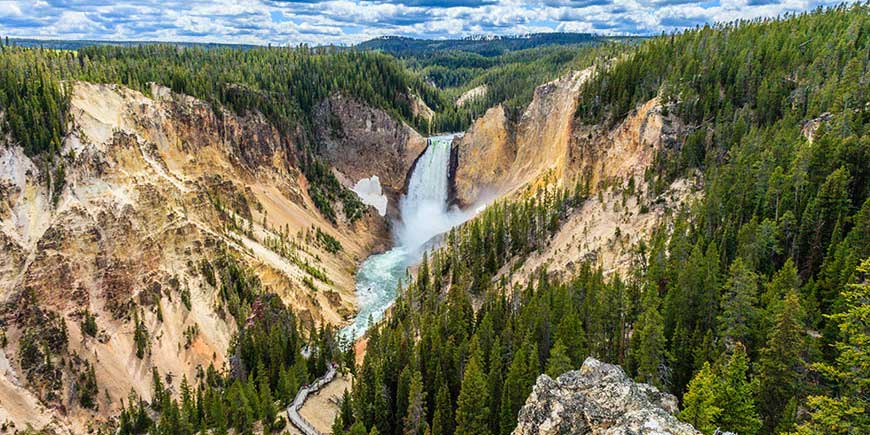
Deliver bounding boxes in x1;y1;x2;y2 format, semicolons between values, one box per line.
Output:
313;94;427;200
452;68;592;206
456;85;487;107
513;358;700;435
800;111;832;143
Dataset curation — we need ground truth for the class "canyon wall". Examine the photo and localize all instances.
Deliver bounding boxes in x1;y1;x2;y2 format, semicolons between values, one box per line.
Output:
313;94;428;209
0;82;401;432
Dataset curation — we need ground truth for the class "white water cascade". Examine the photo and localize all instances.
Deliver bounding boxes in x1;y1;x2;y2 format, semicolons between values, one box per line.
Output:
339;134;472;341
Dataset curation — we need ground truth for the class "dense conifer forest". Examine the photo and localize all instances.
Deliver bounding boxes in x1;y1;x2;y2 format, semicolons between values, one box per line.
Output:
341;5;869;435
395;42;634;132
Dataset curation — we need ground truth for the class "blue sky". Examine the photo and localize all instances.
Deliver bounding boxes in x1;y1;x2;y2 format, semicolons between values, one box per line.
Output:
0;0;848;45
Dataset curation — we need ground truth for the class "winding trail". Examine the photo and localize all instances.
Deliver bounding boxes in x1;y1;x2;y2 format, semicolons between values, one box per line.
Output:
287;363;337;435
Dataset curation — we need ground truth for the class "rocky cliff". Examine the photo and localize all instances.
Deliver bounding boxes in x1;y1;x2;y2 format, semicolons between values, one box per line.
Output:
452;68;591;206
0;82;396;432
453;66;695;283
497;97;697;283
513;358;700;435
313;94;428;213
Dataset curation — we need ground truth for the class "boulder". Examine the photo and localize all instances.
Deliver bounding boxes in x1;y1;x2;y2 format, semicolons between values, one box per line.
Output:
512;357;701;435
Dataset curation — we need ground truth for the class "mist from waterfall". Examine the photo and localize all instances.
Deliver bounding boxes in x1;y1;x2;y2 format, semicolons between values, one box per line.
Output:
339;134;473;342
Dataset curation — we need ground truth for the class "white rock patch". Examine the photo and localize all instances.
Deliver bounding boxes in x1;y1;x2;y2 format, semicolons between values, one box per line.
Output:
353;175;388;216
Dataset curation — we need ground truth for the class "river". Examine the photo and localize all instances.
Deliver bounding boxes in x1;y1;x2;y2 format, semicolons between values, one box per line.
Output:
339;134;472;342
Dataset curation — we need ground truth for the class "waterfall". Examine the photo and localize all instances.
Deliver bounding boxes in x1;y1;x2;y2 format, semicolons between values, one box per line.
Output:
339;134;470;342
396;134;455;252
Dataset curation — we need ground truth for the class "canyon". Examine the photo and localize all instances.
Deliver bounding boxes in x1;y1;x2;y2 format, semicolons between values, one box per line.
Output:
1;67;696;433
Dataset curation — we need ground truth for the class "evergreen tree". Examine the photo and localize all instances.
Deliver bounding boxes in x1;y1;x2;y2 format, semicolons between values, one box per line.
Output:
348;422;369;435
404;369;429;435
545;339;573;379
499;340;536;435
455;350;491;435
718;258;759;351
633;289;666;388
715;344;761;435
679;362;722;434
338;389;355;432
756;290;807;433
486;340;504;435
259;371;277;430
553;311;586;366
432;384;454;435
798;259;870;435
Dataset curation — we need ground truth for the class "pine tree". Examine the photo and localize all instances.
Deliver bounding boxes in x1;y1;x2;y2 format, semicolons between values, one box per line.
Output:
432;383;454;435
499;340;531;435
717;258;759;351
348;422;368;435
553;312;586;366
404;369;428;435
151;367;166;412
798;259;870;435
455;350;491;435
338;389;355;432
679;362;722;434
715;344;761;435
545;339;572;379
259;371;277;430
756;290;807;433
397;365;413;434
486;340;504;435
277;365;296;405
633;289;666;388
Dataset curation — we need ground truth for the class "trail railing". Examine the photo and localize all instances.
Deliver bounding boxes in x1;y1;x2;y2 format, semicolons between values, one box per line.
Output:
286;363;337;435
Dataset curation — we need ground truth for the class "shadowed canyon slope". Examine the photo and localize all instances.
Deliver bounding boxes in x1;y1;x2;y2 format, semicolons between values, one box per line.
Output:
313;94;428;204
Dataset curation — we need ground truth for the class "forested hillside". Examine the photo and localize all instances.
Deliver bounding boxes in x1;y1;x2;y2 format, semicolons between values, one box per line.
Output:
0;43;442;158
357;33;604;58
383;40;635;132
0;43;446;220
341;5;869;435
426;44;626;132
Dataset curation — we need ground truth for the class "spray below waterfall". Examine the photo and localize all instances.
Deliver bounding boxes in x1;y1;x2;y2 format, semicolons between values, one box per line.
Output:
339;134;472;342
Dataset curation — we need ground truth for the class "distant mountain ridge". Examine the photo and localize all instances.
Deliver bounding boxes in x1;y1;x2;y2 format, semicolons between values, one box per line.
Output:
5;37;261;51
6;33;615;54
355;33;613;57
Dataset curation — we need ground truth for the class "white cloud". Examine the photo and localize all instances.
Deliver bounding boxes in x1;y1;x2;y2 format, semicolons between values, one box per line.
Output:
0;0;857;44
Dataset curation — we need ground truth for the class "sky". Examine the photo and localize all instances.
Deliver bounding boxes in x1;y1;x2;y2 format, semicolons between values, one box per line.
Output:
0;0;848;46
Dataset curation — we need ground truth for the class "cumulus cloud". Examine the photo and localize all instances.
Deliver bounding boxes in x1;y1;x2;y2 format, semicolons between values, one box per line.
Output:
0;0;856;45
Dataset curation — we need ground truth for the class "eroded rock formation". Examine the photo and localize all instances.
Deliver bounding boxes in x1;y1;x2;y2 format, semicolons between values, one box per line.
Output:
513;358;700;435
451;68;592;206
313;94;427;203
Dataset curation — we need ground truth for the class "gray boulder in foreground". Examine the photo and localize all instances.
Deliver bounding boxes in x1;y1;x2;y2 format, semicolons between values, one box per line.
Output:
512;357;701;435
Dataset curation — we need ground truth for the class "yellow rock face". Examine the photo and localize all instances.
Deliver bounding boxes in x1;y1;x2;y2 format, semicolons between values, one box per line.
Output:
452;68;592;206
0;82;394;432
